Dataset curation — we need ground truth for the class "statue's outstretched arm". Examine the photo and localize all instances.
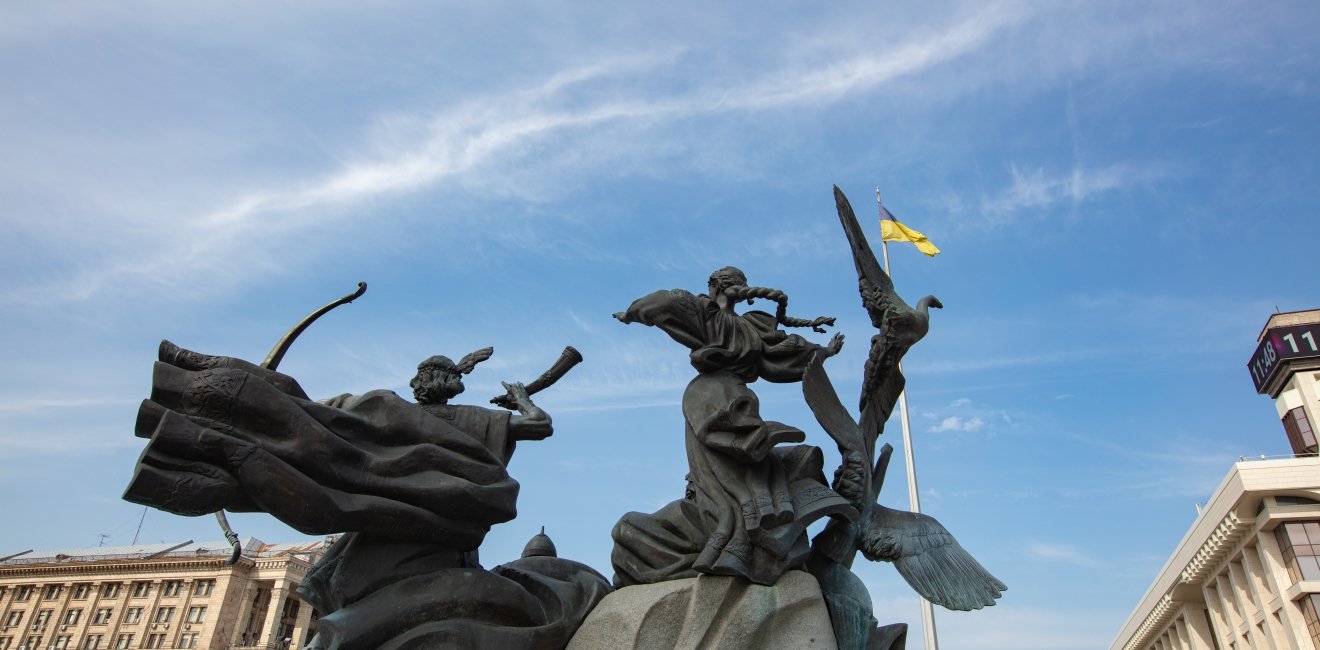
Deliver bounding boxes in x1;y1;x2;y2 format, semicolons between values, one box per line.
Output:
504;381;552;441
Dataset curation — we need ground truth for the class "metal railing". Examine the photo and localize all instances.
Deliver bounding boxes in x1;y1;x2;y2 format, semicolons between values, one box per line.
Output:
1237;452;1320;462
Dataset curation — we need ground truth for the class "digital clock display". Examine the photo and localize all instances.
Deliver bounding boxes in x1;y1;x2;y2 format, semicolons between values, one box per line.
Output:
1248;323;1320;394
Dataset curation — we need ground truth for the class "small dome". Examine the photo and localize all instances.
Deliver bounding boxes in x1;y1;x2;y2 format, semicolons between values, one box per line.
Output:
521;526;558;558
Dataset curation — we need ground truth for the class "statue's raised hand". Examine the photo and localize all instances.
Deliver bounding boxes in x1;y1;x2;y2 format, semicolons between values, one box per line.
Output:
826;332;845;357
501;381;534;410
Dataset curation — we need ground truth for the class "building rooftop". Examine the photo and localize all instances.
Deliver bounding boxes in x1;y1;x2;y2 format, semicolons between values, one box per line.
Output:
0;538;332;567
1258;308;1320;342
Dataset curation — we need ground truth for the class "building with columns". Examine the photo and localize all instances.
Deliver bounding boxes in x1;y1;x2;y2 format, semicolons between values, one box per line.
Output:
1112;309;1320;650
0;537;330;650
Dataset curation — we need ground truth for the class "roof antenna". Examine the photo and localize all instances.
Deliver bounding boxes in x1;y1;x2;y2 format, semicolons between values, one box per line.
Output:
97;534;110;547
131;506;147;545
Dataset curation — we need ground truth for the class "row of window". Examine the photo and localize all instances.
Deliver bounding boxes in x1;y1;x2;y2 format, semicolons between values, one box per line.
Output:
0;630;203;650
0;630;197;650
3;606;206;628
1;580;214;604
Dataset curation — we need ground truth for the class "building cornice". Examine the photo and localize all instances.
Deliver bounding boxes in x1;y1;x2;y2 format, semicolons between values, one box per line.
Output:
1180;511;1250;585
1123;509;1254;650
0;557;249;580
1123;595;1174;650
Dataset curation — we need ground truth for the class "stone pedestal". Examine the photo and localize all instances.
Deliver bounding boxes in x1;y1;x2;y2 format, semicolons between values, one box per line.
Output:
567;570;837;650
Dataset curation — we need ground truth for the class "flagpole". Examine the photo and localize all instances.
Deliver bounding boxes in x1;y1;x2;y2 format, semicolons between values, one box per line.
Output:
877;188;940;650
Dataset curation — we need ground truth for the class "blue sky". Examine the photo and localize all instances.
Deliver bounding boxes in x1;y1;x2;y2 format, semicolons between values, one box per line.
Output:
1;1;1317;647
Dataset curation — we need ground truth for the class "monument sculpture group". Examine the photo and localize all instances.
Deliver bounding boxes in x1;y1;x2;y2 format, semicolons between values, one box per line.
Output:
124;187;1004;649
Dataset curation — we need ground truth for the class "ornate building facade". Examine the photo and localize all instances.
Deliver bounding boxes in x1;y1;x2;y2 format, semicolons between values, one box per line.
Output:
0;538;330;650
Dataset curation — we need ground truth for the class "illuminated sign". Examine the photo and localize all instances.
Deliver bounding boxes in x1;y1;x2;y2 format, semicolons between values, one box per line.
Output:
1248;323;1320;394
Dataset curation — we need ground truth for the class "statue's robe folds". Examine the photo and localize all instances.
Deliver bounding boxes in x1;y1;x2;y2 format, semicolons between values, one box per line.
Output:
611;291;857;586
125;343;609;649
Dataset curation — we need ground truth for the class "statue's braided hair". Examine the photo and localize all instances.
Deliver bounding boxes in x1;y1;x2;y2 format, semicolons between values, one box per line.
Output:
709;267;834;333
729;285;834;332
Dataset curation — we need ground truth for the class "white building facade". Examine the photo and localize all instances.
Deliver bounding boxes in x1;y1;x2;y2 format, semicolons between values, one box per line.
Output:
1113;310;1320;650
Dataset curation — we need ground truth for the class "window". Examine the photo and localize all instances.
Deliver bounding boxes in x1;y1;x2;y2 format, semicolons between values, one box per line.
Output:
14;586;33;602
92;609;112;625
71;584;92;600
130;582;151;599
81;635;102;650
0;637;9;650
185;607;206;624
122;608;142;625
143;634;164;649
1302;594;1320;648
177;633;198;649
33;609;52;626
1276;521;1320;583
62;610;81;626
3;611;20;626
52;635;71;650
42;585;62;600
21;637;40;650
0;587;5;600
1284;407;1318;456
192;580;214;598
100;584;120;599
161;581;182;598
112;634;132;650
153;607;173;624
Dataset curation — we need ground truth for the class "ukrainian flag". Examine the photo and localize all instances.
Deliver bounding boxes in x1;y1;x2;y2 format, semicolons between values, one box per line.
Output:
879;204;940;257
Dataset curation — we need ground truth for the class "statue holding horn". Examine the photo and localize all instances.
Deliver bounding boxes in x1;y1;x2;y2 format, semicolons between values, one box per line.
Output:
123;283;607;650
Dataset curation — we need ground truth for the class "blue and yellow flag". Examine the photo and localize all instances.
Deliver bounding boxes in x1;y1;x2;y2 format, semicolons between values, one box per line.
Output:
879;204;940;256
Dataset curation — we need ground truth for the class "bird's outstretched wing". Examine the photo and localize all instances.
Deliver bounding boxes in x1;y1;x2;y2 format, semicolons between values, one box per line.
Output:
455;347;494;374
834;186;910;441
860;505;1006;611
834;186;898;304
859;333;906;441
803;352;866;459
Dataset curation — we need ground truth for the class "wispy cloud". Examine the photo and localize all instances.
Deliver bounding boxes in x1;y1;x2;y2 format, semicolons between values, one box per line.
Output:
1028;541;1102;567
939;602;1123;649
871;593;1125;649
0;427;142;455
0;396;134;413
981;162;1173;217
1175;117;1224;130
2;7;1032;308
913;349;1106;375
931;415;985;433
1057;432;1249;501
921;397;1003;440
712;3;1029;110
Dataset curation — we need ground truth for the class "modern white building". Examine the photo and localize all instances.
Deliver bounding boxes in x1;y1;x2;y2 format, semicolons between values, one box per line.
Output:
1112;309;1320;650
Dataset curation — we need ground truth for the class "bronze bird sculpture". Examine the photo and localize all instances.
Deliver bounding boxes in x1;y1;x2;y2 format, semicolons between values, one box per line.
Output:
804;187;1002;650
833;185;942;441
